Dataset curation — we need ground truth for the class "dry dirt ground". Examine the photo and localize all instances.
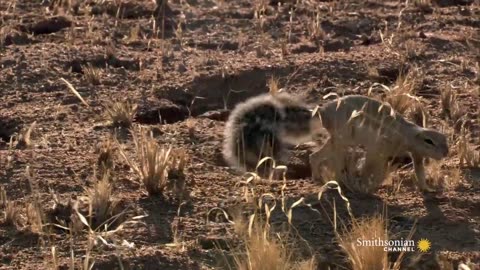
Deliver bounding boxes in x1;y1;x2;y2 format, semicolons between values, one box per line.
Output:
1;0;480;269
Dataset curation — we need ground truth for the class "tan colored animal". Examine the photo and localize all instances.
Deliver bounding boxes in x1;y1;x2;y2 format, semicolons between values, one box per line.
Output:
310;95;449;192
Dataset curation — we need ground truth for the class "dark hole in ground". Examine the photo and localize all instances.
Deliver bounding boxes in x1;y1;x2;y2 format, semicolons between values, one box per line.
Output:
375;63;411;83
157;66;292;117
187;40;239;51
21;16;72;35
433;0;475;7
323;38;354;52
67;55;140;73
0;118;21;145
135;99;189;124
291;38;356;54
291;43;320;54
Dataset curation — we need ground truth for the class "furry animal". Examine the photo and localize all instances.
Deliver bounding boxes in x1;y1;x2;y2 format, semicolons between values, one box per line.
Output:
222;92;322;173
310;95;449;192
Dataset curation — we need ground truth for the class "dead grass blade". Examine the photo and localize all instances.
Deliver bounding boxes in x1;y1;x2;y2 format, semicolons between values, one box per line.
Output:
16;121;36;148
60;77;89;107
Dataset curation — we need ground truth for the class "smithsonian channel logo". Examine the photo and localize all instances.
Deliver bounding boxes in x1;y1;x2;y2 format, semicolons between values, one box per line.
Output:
357;238;431;252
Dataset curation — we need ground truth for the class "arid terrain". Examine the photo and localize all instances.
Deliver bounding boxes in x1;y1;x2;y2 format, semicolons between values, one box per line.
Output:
1;0;479;269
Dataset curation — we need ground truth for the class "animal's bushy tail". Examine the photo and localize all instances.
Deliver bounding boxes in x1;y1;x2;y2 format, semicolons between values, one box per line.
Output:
222;94;284;173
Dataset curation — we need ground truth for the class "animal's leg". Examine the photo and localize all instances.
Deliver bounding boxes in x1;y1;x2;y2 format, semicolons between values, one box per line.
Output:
411;152;436;192
360;149;390;193
309;137;335;181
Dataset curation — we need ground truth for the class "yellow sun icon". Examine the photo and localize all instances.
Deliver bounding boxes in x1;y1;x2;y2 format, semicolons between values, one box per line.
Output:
417;239;431;252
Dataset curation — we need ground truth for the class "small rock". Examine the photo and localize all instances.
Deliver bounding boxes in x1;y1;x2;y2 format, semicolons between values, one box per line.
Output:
291;42;319;54
197;109;230;121
176;63;187;73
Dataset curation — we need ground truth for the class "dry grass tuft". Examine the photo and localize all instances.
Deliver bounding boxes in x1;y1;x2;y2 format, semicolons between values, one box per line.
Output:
440;86;462;122
215;168;320;270
1;186;19;226
267;76;281;95
25;166;46;234
425;160;461;190
130;127;171;195
230;213;316;270
368;68;424;118
185;118;196;139
85;172;118;227
338;215;389;270
166;148;190;200
0;186;7;208
307;10;325;41
458;124;480;168
49;245;60;270
69;176;147;267
68;208;85;236
475;61;480;97
408;101;428;127
413;0;432;7
444;166;462;190
337;213;413;270
129;23;141;42
104;99;137;128
425;160;445;189
96;137;116;176
26;200;45;234
3;205;17;226
384;68;423;115
82;63;102;85
118;126;189;197
16;121;36;149
412;0;433;13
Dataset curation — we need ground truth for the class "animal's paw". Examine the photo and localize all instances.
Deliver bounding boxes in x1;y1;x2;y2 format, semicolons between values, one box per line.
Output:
311;170;321;182
419;185;438;193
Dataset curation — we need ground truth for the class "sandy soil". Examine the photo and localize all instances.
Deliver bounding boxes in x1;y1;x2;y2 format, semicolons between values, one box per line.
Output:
0;0;479;269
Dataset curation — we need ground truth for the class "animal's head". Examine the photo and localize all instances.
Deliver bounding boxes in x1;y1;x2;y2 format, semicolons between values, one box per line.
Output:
279;104;315;144
272;93;323;144
413;128;449;160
